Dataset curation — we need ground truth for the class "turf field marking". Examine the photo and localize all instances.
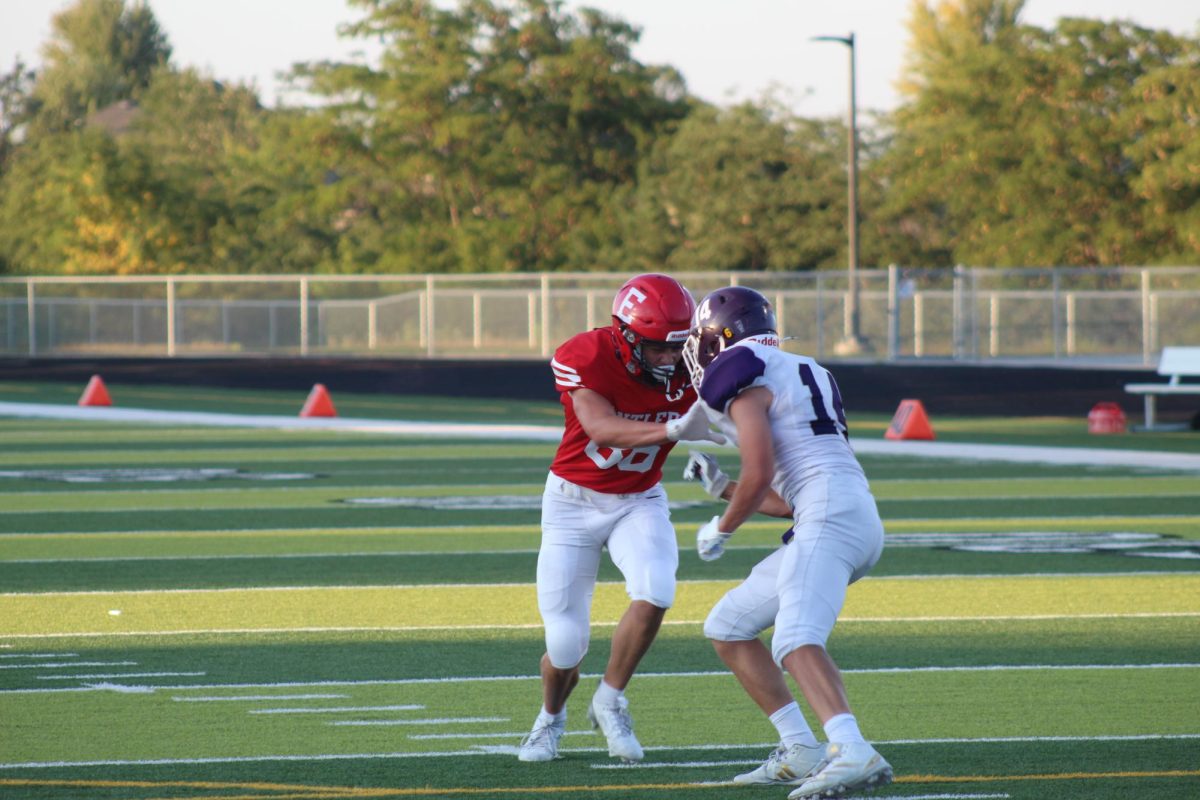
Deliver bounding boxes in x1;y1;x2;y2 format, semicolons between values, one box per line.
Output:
596;734;1200;770
836;795;1010;800
5;661;1196;695
4;573;1197;638
174;694;349;702
0;780;1015;799
904;769;1200;784
0;660;135;669
37;671;205;680
0;778;372;797
7;400;1200;469
3;737;1197;770
0;652;77;658
9;569;1200;596
408;731;594;740
4;612;1200;641
5;550;543;564
250;705;425;715
7;546;1200;564
4;490;1195;516
5;515;1197;540
330;717;510;727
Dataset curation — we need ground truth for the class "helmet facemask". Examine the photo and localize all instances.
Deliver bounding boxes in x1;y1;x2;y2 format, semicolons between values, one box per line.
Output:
682;327;725;391
620;325;684;386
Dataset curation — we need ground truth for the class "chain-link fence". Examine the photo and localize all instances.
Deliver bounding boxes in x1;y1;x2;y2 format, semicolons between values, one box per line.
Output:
1;267;1197;364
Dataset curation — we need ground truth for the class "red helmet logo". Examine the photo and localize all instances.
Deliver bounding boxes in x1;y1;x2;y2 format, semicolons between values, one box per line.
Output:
609;273;695;389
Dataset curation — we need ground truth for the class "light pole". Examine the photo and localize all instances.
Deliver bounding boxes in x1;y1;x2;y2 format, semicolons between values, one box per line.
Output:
812;32;869;354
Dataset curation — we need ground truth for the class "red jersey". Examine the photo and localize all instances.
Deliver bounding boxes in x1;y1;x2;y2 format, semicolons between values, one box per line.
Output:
549;328;697;493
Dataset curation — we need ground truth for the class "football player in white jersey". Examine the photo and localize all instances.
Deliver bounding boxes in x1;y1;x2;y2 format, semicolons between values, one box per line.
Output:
517;273;725;764
681;286;892;799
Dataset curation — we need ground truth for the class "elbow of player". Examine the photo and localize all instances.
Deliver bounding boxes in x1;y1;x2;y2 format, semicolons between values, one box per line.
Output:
736;469;774;497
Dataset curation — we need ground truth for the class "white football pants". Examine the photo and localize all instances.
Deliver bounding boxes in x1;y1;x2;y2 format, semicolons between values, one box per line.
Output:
704;472;884;665
538;472;679;670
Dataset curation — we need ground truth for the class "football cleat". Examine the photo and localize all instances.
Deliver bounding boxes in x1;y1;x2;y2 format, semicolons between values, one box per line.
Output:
517;714;566;762
733;742;827;785
587;694;644;762
786;742;893;798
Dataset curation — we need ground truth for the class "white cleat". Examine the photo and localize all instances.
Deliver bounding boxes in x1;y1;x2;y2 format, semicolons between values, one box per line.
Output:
517;715;566;762
587;695;644;763
732;742;827;785
787;742;893;799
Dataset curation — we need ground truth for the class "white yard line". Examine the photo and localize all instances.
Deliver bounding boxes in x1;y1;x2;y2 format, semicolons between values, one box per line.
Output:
249;704;424;715
10;547;1200;564
1;733;1196;770
6;570;1198;597
4;662;1197;695
0;660;135;669
37;671;204;680
330;716;509;726
2;611;1199;642
0;653;76;659
173;693;348;702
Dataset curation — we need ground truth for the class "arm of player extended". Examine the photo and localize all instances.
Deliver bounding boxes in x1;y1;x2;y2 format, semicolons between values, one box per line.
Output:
717;386;781;533
570;387;675;448
711;476;792;518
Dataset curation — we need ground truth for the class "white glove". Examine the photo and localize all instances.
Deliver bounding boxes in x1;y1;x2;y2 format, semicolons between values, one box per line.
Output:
665;402;727;445
696;515;732;561
683;450;730;499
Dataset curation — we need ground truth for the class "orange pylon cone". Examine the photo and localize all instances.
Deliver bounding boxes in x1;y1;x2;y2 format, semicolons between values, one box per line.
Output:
885;398;935;440
299;384;337;417
78;374;113;407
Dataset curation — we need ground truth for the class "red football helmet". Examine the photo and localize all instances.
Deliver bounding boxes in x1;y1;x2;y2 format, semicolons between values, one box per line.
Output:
610;273;696;387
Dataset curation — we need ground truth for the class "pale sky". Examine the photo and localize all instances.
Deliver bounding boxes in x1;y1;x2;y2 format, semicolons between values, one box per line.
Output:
1;1;1197;118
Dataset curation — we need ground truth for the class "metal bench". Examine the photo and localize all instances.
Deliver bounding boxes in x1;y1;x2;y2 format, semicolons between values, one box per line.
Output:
1124;347;1200;430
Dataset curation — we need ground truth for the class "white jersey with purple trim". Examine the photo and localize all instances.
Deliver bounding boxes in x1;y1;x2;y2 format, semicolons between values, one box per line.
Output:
696;339;868;503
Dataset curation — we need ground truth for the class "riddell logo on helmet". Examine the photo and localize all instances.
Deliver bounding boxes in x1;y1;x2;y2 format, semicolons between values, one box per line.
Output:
614;287;647;323
746;333;780;347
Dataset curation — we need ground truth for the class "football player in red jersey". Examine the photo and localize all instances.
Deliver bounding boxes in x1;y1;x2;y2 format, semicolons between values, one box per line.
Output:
518;273;725;764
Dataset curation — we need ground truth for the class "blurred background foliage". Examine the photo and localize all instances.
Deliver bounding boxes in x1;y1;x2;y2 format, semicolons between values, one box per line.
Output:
0;0;1196;276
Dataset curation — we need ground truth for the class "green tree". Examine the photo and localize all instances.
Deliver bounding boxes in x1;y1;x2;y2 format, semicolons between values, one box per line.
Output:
882;0;1197;266
0;67;274;276
291;0;689;273
0;59;36;170
1122;57;1200;263
0;127;176;275
31;0;171;133
126;68;270;273
620;103;845;272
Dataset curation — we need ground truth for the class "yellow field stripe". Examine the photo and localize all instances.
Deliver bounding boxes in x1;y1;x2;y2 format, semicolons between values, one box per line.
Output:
4;769;1199;797
1;574;1197;637
0;778;363;795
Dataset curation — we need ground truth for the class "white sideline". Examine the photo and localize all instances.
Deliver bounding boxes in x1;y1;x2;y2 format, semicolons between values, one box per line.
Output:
3;400;1200;470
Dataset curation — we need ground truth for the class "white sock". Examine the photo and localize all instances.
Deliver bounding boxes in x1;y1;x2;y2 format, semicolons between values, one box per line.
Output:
592;679;622;707
823;712;867;745
769;701;819;748
539;706;567;724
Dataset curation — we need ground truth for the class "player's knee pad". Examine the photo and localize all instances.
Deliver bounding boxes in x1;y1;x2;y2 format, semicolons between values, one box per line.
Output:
703;593;769;642
625;561;676;609
542;613;589;670
771;626;829;665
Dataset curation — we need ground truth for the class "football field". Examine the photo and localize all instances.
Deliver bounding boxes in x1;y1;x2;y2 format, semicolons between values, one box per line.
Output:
1;381;1198;800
